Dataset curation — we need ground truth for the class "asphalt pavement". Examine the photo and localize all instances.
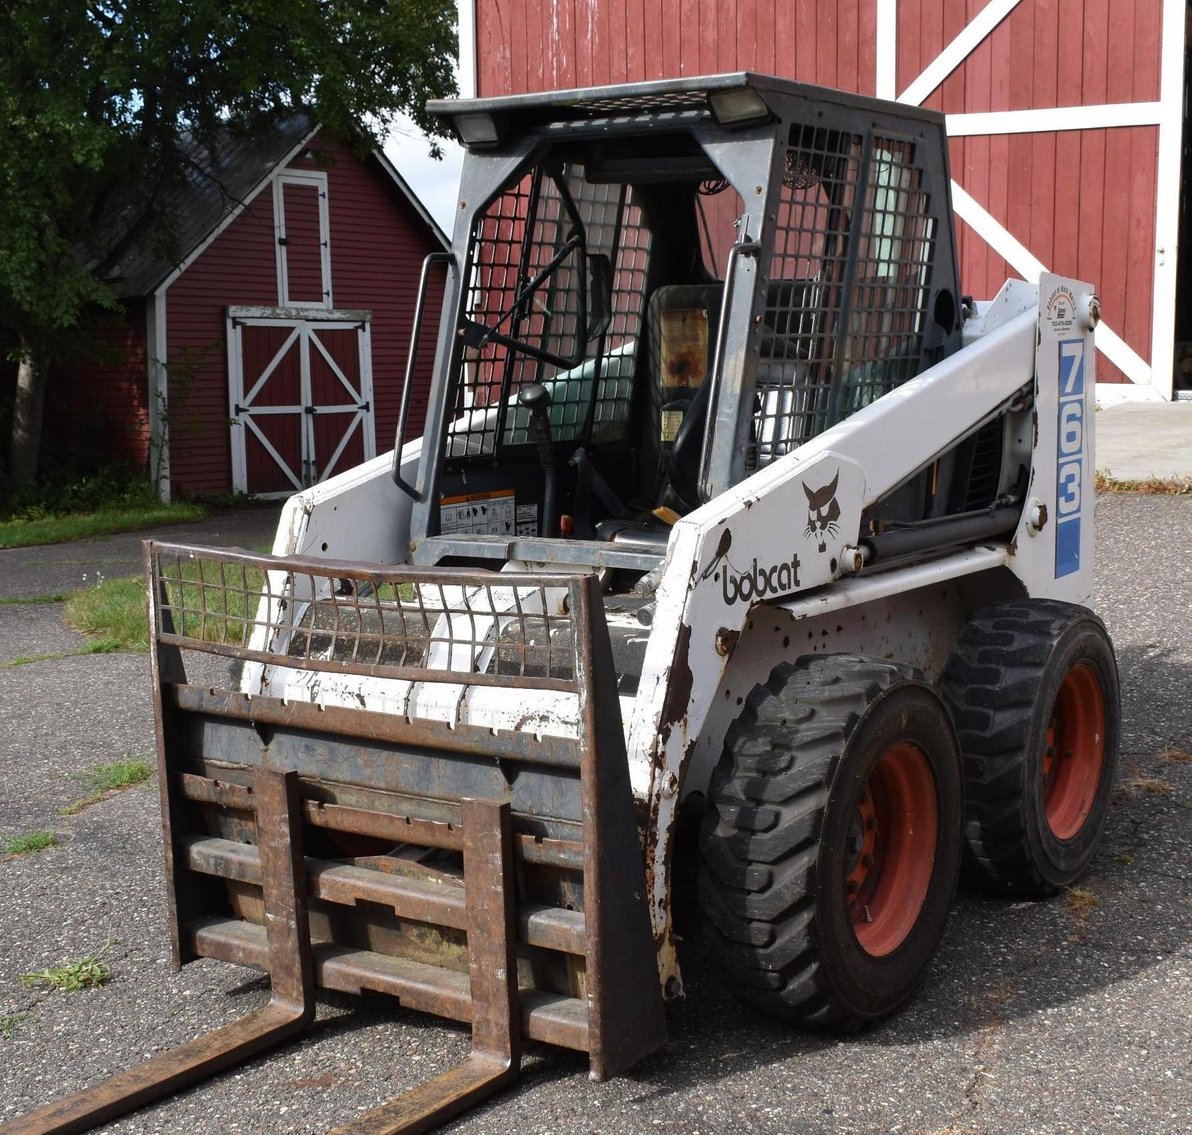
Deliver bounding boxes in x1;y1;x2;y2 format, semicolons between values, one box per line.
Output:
0;497;1188;1135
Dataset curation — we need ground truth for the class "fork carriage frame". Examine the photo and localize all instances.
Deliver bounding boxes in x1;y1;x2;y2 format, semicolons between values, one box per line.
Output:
0;543;664;1135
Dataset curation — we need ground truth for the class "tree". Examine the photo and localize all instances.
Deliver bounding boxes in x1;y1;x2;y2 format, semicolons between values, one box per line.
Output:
0;1;457;486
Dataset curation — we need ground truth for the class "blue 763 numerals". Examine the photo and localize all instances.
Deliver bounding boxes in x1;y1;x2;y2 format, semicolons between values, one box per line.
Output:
1055;339;1085;578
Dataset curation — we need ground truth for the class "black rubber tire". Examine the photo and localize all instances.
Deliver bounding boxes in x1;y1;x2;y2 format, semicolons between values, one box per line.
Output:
941;599;1121;897
698;655;963;1030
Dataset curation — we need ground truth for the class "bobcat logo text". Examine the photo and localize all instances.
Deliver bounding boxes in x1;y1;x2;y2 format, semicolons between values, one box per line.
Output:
721;555;802;605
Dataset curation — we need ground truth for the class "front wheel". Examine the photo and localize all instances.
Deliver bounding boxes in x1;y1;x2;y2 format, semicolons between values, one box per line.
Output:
698;656;963;1029
941;599;1121;896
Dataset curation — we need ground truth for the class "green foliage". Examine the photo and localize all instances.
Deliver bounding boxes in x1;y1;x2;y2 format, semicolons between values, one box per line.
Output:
0;460;206;546
20;949;113;992
3;830;58;855
0;1;457;469
80;759;153;794
0;1012;29;1039
2;462;169;519
64;576;151;650
0;503;205;549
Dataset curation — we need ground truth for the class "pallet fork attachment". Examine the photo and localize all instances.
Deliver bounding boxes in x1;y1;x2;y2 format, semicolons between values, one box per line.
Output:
2;768;316;1135
2;542;665;1134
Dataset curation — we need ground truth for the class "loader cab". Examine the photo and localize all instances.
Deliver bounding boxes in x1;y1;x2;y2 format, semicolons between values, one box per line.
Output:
403;74;966;577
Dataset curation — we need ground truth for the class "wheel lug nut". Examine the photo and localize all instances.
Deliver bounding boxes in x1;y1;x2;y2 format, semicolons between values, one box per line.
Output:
863;855;875;867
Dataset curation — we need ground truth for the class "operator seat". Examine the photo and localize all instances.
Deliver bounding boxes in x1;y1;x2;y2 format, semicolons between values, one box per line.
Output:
645;284;723;512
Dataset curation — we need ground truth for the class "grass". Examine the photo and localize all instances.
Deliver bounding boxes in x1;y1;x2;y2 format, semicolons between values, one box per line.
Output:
63;576;151;651
1159;745;1192;764
0;641;123;670
0;594;66;606
1063;886;1101;942
3;830;58;856
1094;471;1192;494
81;759;153;794
0;1012;28;1039
20;949;112;992
1114;773;1175;801
0;463;206;549
62;558;269;654
0;502;205;549
59;758;154;815
1064;886;1100;918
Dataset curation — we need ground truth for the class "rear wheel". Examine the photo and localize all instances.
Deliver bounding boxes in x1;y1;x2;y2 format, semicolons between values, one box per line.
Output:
941;599;1120;896
698;655;963;1029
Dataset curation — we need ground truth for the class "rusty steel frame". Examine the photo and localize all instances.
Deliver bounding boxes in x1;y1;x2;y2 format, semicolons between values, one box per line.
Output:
1;768;315;1135
3;542;665;1135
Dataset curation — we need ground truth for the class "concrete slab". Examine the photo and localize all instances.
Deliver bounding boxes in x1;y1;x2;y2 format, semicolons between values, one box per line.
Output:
1096;402;1192;482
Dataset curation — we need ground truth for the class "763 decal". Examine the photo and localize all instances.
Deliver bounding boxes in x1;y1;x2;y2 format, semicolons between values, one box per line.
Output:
1055;339;1085;578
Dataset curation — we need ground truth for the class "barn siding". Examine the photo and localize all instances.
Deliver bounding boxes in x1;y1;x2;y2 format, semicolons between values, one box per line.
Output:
165;132;442;497
474;0;1167;383
43;299;150;471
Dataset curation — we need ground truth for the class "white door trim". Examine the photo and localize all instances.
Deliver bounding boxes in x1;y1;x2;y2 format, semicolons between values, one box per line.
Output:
272;170;333;308
897;0;1024;107
946;102;1163;136
878;0;1178;395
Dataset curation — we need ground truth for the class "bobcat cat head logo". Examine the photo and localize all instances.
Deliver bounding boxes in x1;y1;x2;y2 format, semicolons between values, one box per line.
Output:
803;471;841;553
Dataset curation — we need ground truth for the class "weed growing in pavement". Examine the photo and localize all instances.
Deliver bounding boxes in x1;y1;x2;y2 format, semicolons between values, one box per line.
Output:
20;947;112;992
1094;471;1192;494
1063;886;1100;927
0;594;66;606
63;576;149;651
60;758;154;816
1113;852;1135;865
0;641;123;670
2;830;58;856
1114;772;1175;801
82;759;153;793
1159;745;1192;764
0;1012;29;1039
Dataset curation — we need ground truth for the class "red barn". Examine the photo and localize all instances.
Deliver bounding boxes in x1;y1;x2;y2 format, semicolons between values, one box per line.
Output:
48;117;447;499
464;0;1189;400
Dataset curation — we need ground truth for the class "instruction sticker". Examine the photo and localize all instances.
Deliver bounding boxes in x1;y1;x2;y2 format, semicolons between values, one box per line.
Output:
440;490;516;536
1055;339;1085;578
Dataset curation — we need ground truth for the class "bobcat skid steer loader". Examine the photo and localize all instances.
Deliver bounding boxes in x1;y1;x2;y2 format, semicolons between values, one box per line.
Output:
6;73;1119;1135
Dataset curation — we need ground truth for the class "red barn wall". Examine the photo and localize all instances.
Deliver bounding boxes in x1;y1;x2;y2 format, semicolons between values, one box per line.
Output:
475;0;1166;384
165;132;442;497
43;299;150;471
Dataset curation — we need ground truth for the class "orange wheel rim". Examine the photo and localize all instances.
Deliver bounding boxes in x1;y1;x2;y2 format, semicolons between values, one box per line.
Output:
1043;662;1106;840
844;742;938;957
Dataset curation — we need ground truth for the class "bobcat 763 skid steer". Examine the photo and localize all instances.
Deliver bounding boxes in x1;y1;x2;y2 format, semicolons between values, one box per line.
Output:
8;73;1120;1135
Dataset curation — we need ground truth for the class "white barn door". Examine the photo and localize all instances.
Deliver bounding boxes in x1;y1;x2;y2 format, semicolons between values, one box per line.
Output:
228;307;376;496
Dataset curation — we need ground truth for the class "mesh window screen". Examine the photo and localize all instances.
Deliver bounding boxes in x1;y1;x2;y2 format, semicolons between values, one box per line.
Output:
753;127;863;465
752;128;936;469
838;138;935;413
450;168;651;461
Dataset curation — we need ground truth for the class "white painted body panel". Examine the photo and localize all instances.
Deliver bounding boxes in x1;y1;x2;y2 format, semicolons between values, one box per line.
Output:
245;275;1100;986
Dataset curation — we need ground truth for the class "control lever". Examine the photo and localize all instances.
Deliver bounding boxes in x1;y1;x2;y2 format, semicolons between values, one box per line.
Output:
518;383;558;538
